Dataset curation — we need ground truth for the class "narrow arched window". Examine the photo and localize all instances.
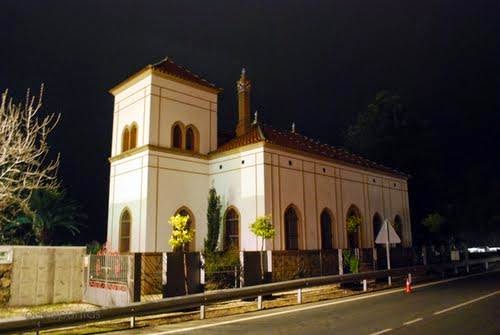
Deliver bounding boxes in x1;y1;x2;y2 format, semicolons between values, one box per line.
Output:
224;208;239;250
185;127;195;151
320;209;333;249
122;127;130;153
394;215;403;238
373;213;382;241
129;124;137;149
173;124;182;149
346;205;362;249
175;208;195;252
285;206;299;250
119;209;131;253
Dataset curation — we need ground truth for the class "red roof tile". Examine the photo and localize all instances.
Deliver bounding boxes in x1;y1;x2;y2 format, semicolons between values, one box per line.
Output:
152;57;221;91
212;124;408;178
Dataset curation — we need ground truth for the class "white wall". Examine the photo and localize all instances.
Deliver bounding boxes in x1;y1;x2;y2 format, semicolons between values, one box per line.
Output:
262;146;411;250
209;146;266;251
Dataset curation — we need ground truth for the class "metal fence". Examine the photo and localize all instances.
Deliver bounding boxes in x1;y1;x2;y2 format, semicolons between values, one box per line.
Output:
84;255;133;306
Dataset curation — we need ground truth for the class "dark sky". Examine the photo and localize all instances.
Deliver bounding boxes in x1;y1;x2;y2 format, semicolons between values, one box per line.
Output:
1;1;499;243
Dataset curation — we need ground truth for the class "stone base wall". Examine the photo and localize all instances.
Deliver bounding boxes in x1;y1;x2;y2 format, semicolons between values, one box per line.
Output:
272;250;339;282
0;264;12;305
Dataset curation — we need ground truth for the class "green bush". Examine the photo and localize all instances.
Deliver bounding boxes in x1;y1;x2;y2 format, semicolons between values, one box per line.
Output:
204;248;240;290
343;249;359;274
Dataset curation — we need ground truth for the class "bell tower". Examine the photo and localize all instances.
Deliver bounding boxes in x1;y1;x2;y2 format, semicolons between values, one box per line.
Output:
235;68;252;137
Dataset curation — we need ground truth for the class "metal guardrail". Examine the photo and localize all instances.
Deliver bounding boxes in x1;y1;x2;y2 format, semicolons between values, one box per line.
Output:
0;256;499;334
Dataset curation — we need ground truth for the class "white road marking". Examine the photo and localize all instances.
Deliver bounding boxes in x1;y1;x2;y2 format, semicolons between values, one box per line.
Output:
403;317;423;325
433;290;500;315
147;270;499;335
368;329;393;335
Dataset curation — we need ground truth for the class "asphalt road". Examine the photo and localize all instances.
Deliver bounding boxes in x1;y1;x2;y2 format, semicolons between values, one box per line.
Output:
119;271;500;335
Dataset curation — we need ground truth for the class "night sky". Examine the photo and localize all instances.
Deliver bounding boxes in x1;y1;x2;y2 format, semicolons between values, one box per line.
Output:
1;1;499;243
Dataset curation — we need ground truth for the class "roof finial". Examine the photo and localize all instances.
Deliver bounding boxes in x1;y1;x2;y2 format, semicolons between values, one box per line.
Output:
253;110;258;125
291;122;296;133
241;67;246;78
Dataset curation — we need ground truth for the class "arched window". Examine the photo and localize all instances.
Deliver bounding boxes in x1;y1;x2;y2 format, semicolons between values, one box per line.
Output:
285;206;299;250
394;215;403;238
119;209;131;253
122;127;130;153
172;124;182;149
175;207;195;252
129;123;137;149
372;213;383;242
185;127;195;151
346;205;362;249
224;207;239;249
320;209;333;249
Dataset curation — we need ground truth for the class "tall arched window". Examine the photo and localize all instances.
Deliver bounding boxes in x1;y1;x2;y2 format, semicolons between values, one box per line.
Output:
320;209;333;249
172;124;182;149
122;127;130;153
175;207;195;252
394;215;403;238
372;213;382;242
129;123;137;149
185;127;195;151
224;207;239;249
119;209;131;253
285;206;299;250
346;205;362;249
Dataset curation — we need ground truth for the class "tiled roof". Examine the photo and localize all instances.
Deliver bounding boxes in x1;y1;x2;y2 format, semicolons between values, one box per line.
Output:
212;124;408;178
152;57;221;91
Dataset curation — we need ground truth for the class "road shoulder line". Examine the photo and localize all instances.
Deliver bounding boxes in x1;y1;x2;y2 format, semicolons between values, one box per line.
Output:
433;290;500;315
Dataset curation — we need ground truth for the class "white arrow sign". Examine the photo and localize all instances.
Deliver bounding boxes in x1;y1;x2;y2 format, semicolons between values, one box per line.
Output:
375;220;401;244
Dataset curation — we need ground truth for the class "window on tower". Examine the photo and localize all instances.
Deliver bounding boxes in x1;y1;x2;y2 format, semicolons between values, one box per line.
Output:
122;127;130;153
129;123;137;149
186;127;195;151
172;124;182;149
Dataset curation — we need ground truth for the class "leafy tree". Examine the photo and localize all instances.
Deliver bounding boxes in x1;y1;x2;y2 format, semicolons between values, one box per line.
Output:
168;213;195;294
422;212;445;235
346;215;362;233
204;187;221;254
2;189;84;245
250;215;275;281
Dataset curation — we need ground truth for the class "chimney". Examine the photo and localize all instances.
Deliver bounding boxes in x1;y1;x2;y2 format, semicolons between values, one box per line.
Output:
235;68;251;137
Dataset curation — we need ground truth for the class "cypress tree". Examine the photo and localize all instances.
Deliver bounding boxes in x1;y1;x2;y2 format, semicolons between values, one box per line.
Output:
205;187;221;253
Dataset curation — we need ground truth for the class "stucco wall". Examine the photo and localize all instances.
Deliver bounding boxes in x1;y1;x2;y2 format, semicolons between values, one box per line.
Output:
263;146;411;250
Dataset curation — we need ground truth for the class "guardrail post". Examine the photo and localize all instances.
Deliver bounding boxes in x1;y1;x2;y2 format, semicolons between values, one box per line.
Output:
297;288;302;304
130;316;135;328
257;295;263;310
200;305;205;320
387;275;392;286
362;279;367;292
338;249;343;275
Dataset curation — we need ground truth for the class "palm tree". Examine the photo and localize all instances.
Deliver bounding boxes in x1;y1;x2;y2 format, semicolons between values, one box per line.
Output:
4;189;84;245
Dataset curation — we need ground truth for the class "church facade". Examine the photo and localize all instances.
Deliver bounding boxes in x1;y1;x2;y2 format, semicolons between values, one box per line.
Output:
106;57;412;254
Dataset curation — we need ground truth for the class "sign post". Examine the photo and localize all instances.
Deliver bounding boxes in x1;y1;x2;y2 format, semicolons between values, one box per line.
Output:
375;219;401;286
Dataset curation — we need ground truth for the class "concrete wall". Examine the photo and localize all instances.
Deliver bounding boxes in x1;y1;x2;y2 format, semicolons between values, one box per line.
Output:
8;246;85;306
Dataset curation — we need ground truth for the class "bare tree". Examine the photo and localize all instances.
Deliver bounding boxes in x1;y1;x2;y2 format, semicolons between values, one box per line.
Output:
0;86;60;221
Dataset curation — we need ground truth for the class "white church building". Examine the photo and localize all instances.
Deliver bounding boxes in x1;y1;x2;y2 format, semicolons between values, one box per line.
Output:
106;57;412;254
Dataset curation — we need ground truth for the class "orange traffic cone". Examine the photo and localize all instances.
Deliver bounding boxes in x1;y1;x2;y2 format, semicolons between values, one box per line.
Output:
405;277;412;293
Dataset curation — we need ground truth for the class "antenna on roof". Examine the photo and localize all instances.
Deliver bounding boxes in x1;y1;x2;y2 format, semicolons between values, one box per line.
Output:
291;122;296;133
253;110;258;125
